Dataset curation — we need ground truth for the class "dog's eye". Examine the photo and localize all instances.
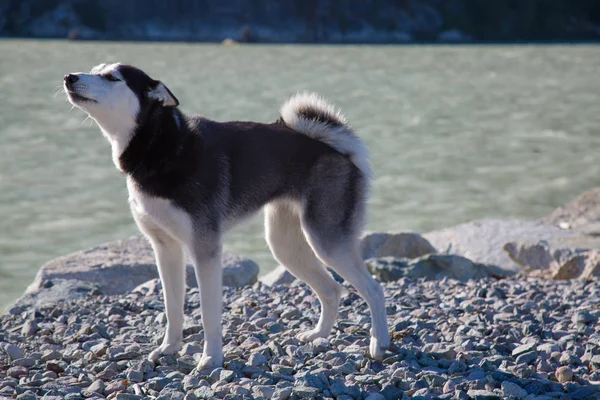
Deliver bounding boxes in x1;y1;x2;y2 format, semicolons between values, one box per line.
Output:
103;74;121;82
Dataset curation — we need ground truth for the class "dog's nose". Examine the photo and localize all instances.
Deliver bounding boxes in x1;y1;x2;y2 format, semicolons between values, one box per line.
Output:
64;74;78;86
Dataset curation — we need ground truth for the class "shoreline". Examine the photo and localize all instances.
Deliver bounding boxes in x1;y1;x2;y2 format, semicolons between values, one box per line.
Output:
1;188;600;398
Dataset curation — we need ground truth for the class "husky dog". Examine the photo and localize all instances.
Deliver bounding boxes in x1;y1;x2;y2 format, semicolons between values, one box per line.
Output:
63;63;390;370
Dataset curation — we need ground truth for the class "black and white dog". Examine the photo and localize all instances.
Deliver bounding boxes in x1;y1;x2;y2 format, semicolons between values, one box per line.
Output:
63;63;390;370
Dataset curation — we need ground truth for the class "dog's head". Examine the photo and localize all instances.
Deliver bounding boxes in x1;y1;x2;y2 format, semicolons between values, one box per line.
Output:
64;63;178;136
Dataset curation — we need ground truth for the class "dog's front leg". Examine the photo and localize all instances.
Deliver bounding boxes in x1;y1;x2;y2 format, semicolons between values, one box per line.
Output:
189;238;223;370
146;234;186;362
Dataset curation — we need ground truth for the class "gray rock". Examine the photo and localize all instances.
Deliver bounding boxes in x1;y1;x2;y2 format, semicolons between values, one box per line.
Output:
293;386;321;398
259;266;296;286
501;381;527;399
84;379;104;395
504;236;600;279
512;342;537;356
364;394;386;400
365;254;498;282
12;358;36;368
248;353;268;367
3;343;24;360
272;386;293;400
253;385;276;398
126;369;144;383
541;187;600;232
104;379;126;395
7;366;28;378
115;394;144;400
13;235;259;308
16;391;37;400
21;320;38;337
466;389;501;400
424;218;575;274
360;231;436;259
515;351;537;365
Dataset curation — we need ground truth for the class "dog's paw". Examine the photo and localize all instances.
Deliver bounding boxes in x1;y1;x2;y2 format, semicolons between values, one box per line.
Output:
192;354;222;373
369;335;390;360
148;342;182;362
296;329;328;343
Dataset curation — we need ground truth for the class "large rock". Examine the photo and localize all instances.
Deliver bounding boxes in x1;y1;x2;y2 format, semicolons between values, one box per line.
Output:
365;254;501;282
20;235;259;305
541;187;600;234
259;266;296;286
8;279;103;312
504;236;600;279
360;232;436;260
423;219;575;275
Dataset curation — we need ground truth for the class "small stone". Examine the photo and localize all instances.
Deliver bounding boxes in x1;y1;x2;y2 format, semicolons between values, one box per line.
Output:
148;377;172;392
194;386;215;399
13;358;36;368
512;343;536;356
253;385;276;398
556;366;574;383
365;394;386;400
443;380;456;394
466;389;501;400
41;350;61;362
312;338;330;353
104;379;126;395
7;366;28;378
572;310;595;325
127;369;144;383
181;343;202;356
21;320;38;337
46;361;65;374
501;381;527;399
293;386;321;398
248;353;268;367
115;394;144;400
272;387;293;400
515;351;537;365
84;379;105;395
16;391;38;400
4;344;24;360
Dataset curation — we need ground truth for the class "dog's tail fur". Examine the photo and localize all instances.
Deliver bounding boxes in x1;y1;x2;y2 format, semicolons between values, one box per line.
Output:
280;92;371;178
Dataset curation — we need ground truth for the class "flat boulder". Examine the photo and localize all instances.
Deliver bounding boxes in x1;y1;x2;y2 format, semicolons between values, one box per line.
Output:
22;235;259;301
423;218;574;275
360;232;436;260
365;254;500;282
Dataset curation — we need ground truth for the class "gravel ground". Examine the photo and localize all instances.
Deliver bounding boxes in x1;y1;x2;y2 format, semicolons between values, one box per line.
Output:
1;277;600;400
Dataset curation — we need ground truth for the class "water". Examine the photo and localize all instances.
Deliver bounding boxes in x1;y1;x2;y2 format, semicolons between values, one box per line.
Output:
1;40;600;307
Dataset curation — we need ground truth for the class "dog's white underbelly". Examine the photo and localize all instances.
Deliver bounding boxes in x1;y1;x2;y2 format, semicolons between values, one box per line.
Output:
126;178;193;244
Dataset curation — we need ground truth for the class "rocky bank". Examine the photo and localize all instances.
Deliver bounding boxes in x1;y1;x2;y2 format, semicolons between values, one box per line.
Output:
1;0;600;43
1;188;600;399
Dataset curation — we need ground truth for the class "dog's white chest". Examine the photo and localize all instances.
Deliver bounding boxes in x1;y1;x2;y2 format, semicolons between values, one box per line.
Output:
126;178;192;242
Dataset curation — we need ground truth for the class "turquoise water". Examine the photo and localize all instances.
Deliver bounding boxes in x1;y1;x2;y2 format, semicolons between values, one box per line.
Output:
1;40;600;306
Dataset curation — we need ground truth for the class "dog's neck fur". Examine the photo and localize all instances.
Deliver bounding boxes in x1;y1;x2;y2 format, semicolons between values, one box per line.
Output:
115;106;200;197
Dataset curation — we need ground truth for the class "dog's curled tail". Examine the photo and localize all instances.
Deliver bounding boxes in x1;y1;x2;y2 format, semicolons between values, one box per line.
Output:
280;92;371;178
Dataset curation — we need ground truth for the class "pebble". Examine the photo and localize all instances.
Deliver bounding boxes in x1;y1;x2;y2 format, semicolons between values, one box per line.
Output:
501;381;528;399
0;277;596;399
4;343;24;360
555;366;574;383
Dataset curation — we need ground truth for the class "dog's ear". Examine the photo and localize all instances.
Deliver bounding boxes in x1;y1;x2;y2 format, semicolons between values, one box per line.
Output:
149;81;179;107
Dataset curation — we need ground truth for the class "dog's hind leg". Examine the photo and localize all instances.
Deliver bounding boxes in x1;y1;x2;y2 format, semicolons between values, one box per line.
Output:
300;220;390;360
265;201;343;342
144;229;186;362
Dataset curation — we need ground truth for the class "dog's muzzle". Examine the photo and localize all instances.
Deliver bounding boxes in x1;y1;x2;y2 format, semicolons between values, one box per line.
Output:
64;74;78;90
